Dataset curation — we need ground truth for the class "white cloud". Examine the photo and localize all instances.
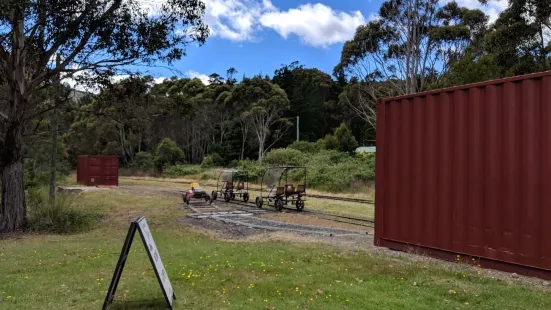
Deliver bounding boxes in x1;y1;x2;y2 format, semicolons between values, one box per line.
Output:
154;77;168;84
452;0;508;23
61;71;169;94
204;0;276;41
186;71;211;85
135;0;366;47
259;3;366;47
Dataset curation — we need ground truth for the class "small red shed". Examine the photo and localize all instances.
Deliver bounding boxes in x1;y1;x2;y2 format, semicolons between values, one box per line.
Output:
77;155;119;186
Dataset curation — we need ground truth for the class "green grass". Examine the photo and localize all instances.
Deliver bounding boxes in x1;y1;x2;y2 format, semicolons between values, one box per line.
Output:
1;187;550;309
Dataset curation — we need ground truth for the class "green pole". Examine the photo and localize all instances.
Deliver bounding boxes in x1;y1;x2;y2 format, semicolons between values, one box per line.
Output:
296;116;299;141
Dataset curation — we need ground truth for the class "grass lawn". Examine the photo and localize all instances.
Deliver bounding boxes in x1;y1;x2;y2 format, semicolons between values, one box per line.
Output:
1;186;550;309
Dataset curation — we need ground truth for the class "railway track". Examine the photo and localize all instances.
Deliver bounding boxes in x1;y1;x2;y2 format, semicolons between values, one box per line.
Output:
214;198;375;228
124;177;375;205
123;180;375;228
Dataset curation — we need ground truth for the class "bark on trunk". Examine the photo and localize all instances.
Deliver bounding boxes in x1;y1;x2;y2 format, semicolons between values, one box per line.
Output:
0;159;26;233
0;6;27;233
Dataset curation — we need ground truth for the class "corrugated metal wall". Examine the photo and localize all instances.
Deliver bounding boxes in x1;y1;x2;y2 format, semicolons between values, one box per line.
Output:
375;71;551;278
77;155;119;186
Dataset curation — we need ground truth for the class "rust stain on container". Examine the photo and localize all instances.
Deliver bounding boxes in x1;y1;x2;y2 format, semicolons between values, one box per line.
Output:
375;71;551;279
77;155;119;186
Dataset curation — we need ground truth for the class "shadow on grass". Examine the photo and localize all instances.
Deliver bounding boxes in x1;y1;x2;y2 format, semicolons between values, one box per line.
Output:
109;298;170;309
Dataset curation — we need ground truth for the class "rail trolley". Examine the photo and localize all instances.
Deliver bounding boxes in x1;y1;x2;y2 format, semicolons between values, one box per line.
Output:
255;166;306;211
211;169;250;202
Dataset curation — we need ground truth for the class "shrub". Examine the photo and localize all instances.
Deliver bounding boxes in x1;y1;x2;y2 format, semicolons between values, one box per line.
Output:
235;160;265;182
287;140;320;153
135;152;154;170
26;188;100;234
334;123;358;154
201;153;225;168
154;138;185;171
263;148;306;166
163;165;201;177
321;134;339;150
198;168;221;181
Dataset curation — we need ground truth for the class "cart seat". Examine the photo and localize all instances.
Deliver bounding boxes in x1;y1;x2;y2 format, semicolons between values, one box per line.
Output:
297;184;306;193
285;184;295;195
237;182;245;190
225;181;234;190
275;186;285;196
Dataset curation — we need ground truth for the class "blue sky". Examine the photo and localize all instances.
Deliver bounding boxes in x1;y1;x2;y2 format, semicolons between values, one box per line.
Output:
138;0;507;84
146;0;382;83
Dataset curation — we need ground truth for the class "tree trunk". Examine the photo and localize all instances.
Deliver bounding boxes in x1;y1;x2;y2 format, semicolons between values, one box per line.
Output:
0;158;26;233
0;7;27;233
49;54;61;206
258;141;264;162
257;131;265;162
240;122;248;161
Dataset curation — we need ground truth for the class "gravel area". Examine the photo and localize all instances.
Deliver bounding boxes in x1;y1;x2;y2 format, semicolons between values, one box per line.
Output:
260;212;374;232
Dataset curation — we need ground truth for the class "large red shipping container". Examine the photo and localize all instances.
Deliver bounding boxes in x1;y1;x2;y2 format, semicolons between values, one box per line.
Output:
77;155;119;186
375;71;551;279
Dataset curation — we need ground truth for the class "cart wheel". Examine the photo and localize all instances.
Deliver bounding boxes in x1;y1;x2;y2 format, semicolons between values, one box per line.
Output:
212;191;217;201
183;195;189;205
255;197;263;208
295;198;304;211
274;198;283;211
231;192;236;200
243;193;250;203
206;195;213;204
224;193;231;202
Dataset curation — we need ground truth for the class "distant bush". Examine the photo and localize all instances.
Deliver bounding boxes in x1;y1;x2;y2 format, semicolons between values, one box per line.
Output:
235;160;265;182
26;188;100;234
163;165;201;177
154;138;185;171
263;148;306;166
135;152;154;170
287;140;321;153
254;149;374;192
334;123;358;154
200;169;220;181
321;134;339;150
201;153;225;168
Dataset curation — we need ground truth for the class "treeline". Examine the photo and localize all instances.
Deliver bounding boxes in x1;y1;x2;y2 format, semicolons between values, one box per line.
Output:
61;63;364;169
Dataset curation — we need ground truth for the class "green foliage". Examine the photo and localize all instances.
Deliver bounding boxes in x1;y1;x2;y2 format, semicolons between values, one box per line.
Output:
24;129;71;189
26;188;100;234
273;62;340;142
155;138;185;171
252;148;373;192
334;123;358;154
287;140;321;153
163;165;201;177
201;153;225;168
263;148;307;166
134;152;154;170
306;152;375;192
235;160;265;182
230;76;291;161
434;51;502;88
321;135;340;150
200;169;220;180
